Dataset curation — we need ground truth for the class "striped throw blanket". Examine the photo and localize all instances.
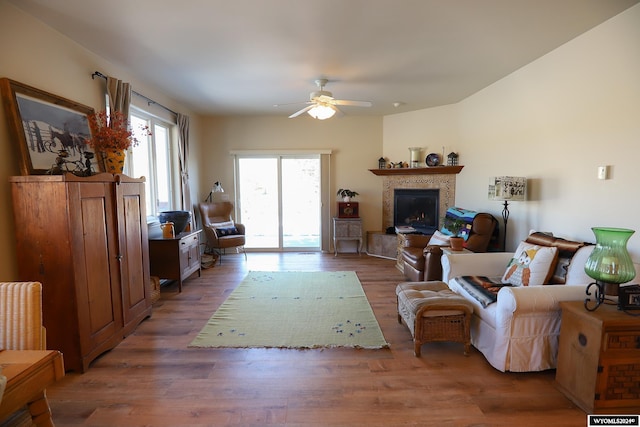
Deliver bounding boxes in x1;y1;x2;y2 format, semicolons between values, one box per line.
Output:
456;276;513;308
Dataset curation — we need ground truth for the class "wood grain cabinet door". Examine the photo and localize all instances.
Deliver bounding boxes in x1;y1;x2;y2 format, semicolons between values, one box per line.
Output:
115;179;152;335
67;181;123;362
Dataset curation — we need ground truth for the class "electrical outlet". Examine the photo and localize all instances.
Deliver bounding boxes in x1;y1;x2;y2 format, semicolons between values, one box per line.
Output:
597;166;608;180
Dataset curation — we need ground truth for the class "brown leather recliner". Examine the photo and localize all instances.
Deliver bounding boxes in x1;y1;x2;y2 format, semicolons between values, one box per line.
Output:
401;213;498;282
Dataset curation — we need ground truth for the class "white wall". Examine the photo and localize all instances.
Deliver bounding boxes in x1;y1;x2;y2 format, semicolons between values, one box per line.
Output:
384;4;640;259
382;103;459;167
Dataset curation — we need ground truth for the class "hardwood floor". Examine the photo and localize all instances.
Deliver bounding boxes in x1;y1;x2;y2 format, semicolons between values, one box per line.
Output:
45;252;586;426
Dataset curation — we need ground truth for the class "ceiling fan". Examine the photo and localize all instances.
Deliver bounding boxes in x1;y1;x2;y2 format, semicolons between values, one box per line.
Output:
277;79;372;120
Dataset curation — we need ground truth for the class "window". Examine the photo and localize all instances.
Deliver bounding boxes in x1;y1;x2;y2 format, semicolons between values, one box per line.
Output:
128;109;176;219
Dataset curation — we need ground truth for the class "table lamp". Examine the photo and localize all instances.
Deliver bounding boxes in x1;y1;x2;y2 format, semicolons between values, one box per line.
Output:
205;181;224;202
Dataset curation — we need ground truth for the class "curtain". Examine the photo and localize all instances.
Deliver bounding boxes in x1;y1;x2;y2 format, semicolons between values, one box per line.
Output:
177;113;192;215
106;77;131;117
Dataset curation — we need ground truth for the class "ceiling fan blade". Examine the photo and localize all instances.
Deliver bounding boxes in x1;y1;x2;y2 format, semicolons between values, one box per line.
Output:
274;101;311;108
288;105;314;118
333;99;372;107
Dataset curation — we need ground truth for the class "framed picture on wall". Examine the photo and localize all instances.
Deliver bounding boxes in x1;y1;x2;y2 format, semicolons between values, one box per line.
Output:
0;78;99;175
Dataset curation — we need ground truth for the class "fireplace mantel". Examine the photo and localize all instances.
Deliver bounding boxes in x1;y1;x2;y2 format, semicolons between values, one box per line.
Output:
368;166;463;176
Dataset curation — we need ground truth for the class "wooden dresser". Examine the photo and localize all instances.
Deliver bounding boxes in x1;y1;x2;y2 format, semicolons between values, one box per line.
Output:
10;173;152;372
149;229;201;292
556;301;640;414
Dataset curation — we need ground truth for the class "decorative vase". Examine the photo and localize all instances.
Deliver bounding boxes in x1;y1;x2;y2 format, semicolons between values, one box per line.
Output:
585;227;636;290
584;227;635;310
408;147;421;168
103;149;125;174
343;196;351;202
158;211;192;234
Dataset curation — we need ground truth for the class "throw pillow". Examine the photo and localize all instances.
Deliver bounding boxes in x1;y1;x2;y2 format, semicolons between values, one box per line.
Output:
211;220;234;229
209;220;238;237
501;241;558;287
427;230;451;246
215;226;238;236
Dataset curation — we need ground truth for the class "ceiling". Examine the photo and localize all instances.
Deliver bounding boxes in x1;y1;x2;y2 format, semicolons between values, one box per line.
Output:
10;0;639;117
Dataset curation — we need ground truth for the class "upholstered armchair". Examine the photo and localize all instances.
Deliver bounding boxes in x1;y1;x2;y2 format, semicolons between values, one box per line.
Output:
402;213;498;282
198;202;247;263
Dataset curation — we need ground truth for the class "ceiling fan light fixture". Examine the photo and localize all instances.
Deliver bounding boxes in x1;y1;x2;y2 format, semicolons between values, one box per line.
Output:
307;104;336;120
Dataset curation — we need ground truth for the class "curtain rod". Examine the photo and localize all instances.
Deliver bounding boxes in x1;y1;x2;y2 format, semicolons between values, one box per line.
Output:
91;71;177;116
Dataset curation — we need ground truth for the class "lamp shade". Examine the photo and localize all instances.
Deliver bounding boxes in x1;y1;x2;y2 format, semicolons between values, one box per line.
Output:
308;104;336;120
584;227;636;285
488;176;527;201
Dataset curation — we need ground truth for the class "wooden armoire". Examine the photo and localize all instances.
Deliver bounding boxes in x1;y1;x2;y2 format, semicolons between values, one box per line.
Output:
10;173;152;372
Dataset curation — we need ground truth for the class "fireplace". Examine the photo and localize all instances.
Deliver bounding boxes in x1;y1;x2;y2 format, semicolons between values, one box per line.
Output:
379;172;457;232
367;167;461;263
394;189;439;234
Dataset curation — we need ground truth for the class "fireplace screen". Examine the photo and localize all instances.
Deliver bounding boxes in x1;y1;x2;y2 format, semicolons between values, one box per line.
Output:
394;189;439;234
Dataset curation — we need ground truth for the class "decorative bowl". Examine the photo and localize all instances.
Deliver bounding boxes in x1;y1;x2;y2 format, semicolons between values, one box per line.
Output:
158;210;191;234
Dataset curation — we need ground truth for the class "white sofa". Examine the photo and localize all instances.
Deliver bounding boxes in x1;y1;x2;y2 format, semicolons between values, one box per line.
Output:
442;246;640;372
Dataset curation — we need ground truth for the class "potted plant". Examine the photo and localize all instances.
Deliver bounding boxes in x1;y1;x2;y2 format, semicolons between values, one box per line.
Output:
337;188;359;202
445;218;466;251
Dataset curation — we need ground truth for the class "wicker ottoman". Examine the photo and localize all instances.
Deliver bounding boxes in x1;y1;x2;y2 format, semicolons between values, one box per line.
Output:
396;281;474;357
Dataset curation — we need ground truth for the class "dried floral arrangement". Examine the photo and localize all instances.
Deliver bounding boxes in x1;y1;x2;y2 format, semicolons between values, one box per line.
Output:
86;110;150;152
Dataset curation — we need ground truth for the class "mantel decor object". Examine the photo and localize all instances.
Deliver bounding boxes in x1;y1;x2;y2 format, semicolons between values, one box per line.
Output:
584;227;636;311
408;147;422;168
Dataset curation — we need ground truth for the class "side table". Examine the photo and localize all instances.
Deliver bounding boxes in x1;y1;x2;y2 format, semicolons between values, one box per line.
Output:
396;233;409;272
556;301;640;414
149;229;202;292
333;217;362;256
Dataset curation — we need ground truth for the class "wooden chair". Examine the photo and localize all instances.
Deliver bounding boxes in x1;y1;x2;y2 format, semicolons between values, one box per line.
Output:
198;202;247;264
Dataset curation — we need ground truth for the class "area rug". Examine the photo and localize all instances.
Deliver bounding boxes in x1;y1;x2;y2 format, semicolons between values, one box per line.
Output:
189;271;389;349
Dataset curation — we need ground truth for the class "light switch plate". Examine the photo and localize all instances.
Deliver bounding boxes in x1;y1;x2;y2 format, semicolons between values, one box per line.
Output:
598;166;608;180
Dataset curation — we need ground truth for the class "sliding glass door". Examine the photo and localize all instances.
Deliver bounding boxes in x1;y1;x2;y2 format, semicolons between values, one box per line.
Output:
236;155;321;250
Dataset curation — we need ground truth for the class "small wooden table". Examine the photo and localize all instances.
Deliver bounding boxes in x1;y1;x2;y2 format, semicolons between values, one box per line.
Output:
0;350;65;426
333;217;362;256
556;301;640;413
149;229;202;292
